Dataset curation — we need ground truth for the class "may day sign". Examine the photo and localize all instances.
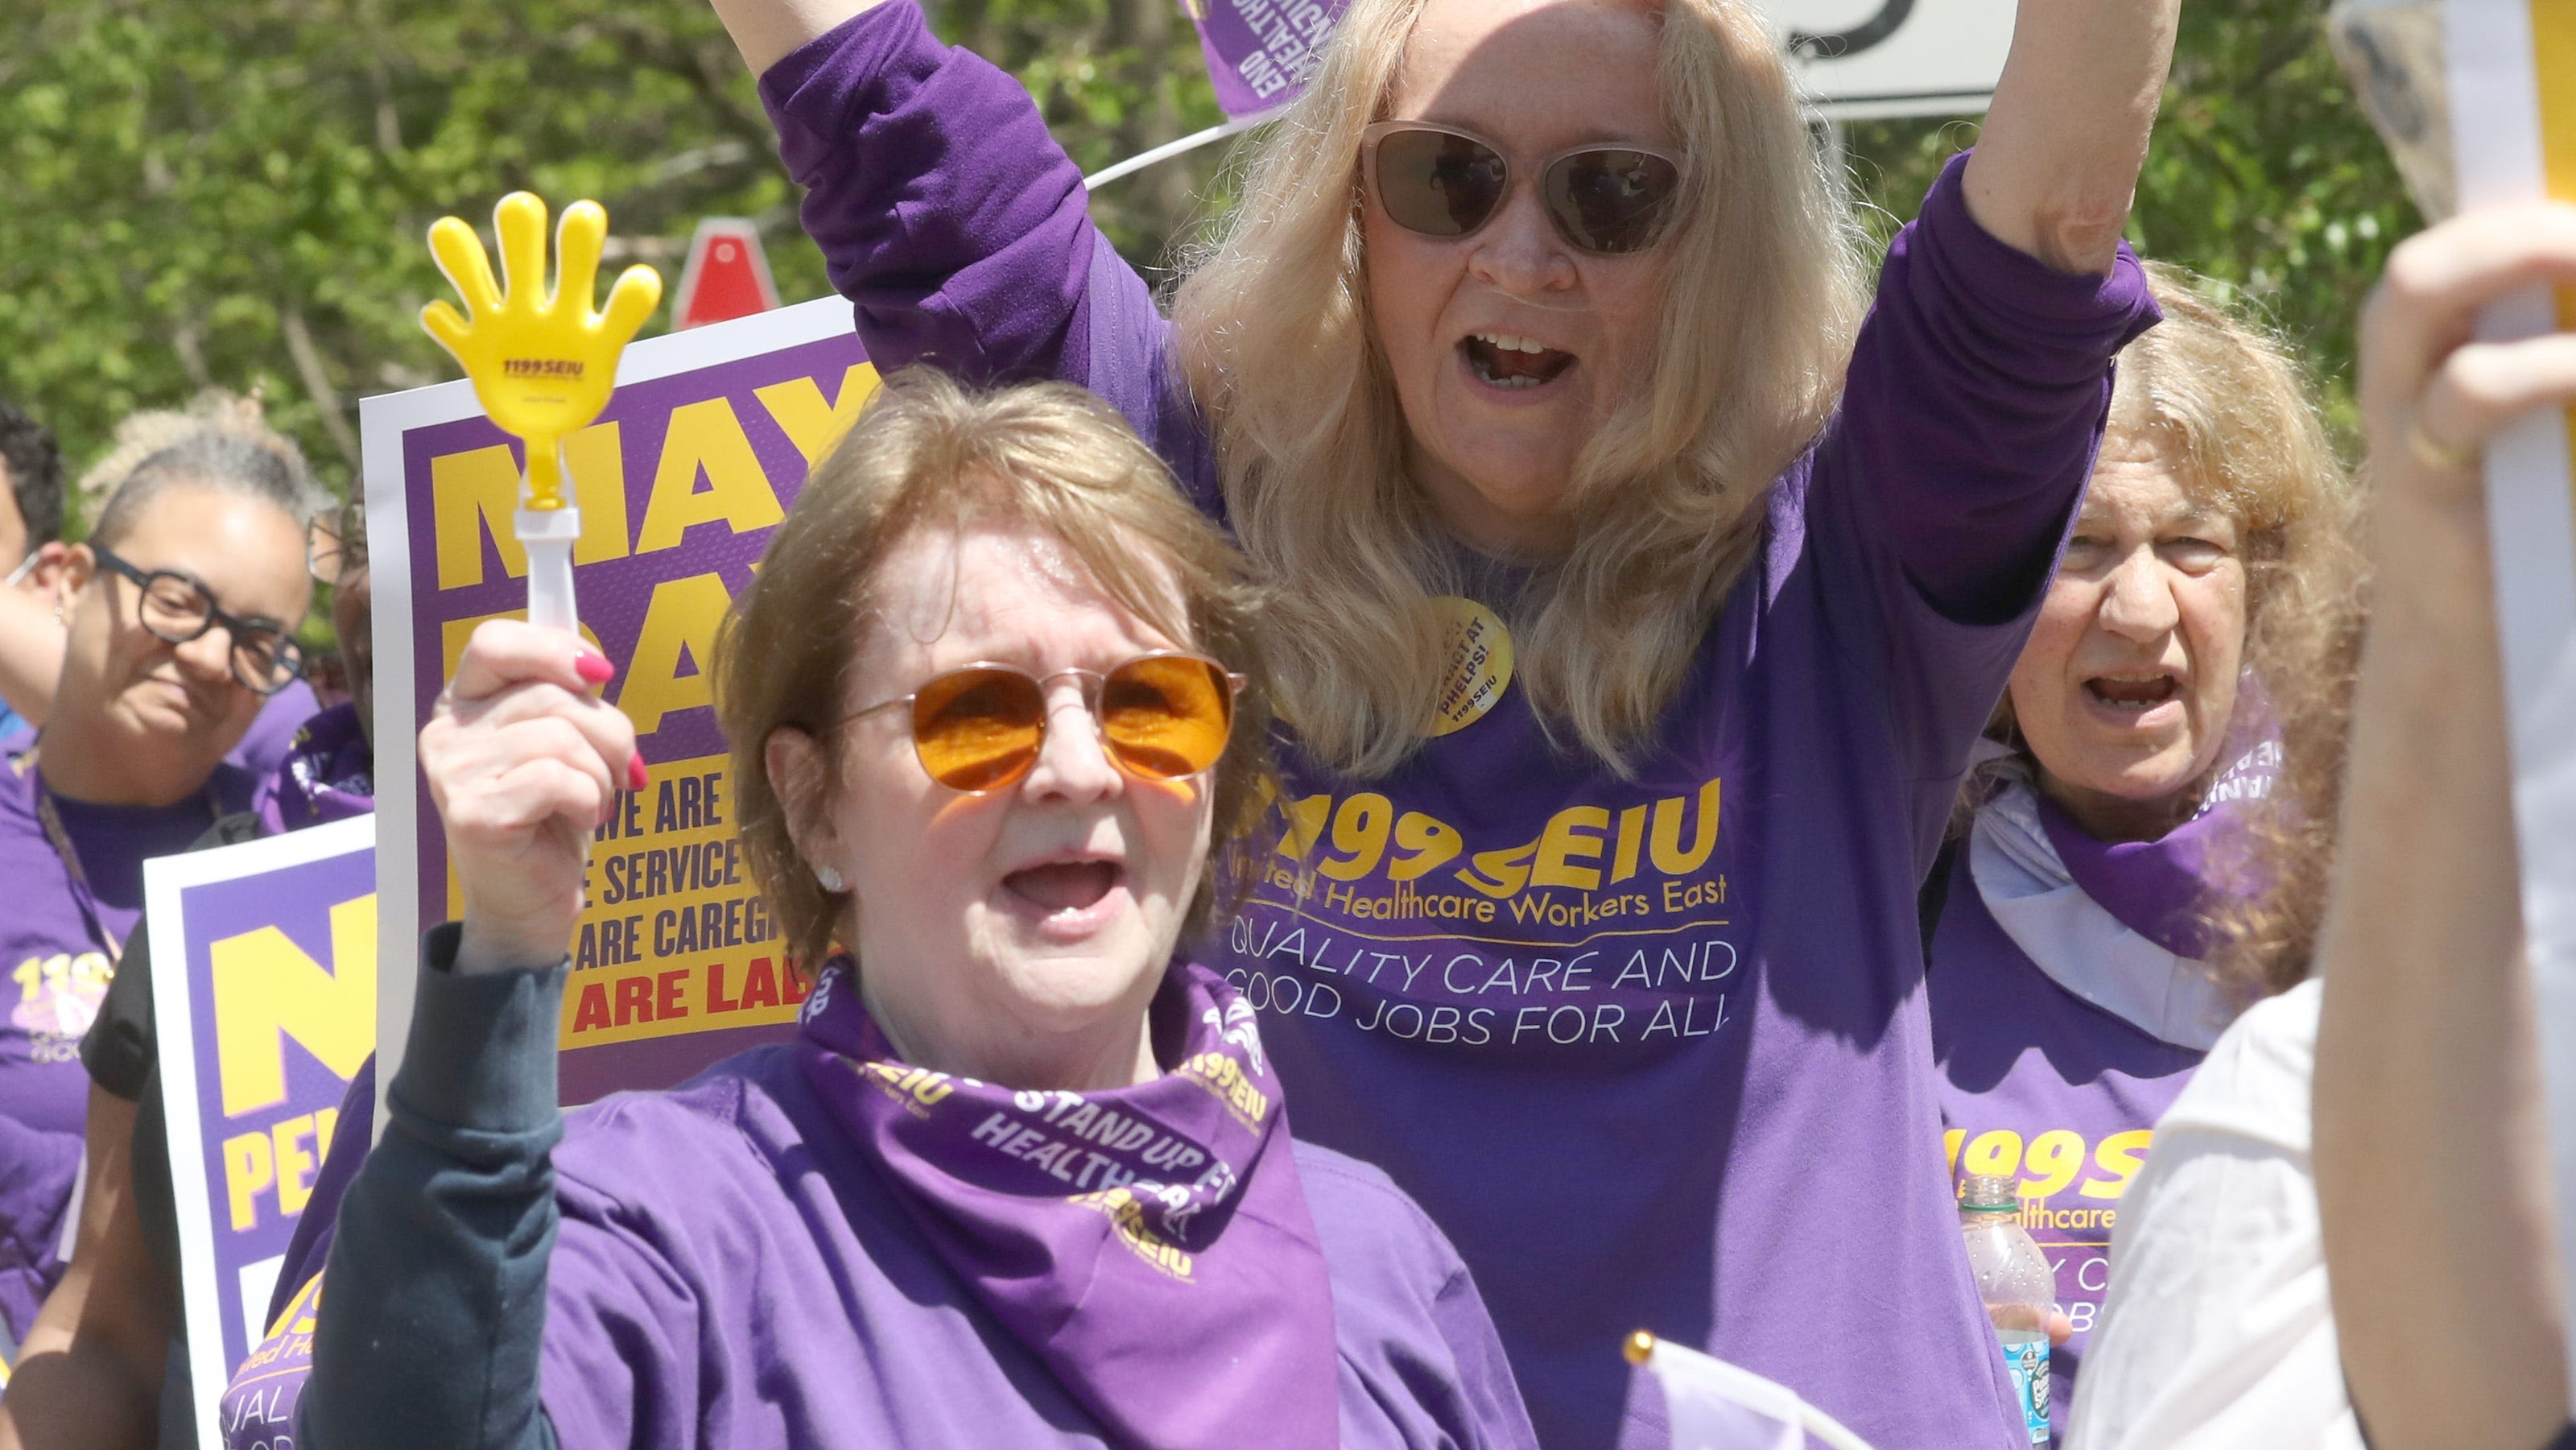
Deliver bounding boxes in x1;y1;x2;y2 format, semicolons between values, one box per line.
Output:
2439;0;2576;1403
145;816;377;1450
361;295;873;1105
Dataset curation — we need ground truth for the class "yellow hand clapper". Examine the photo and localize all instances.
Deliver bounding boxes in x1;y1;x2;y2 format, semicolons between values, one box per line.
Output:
420;192;661;631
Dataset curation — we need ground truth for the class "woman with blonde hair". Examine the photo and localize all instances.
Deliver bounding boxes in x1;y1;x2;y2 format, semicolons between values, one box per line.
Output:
718;0;2175;1441
297;371;1538;1450
1923;262;2363;1441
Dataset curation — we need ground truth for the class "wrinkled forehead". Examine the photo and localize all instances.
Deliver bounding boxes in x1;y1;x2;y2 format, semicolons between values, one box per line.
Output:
1390;0;1670;147
2083;428;2240;530
853;519;1189;684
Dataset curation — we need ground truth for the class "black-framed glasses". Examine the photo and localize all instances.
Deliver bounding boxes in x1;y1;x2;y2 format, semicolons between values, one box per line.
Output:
1361;122;1683;256
306;502;367;584
90;545;307;696
844;653;1245;795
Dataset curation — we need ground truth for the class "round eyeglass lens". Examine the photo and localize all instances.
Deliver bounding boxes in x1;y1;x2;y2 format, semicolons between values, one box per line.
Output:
910;667;1046;792
1100;656;1234;780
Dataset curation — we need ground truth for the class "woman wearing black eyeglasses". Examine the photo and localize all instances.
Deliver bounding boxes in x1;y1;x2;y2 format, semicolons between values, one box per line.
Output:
0;428;319;1368
710;0;2174;1444
300;372;1535;1450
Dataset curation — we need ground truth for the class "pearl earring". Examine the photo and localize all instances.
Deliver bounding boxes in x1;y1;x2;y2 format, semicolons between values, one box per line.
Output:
815;864;845;893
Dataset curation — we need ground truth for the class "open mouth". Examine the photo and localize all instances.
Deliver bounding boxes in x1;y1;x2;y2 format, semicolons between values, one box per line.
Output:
1461;332;1576;391
2084;675;2182;713
1001;860;1125;915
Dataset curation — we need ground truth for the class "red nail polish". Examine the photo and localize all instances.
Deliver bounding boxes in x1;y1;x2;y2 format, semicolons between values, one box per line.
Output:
575;649;615;686
628;751;650;791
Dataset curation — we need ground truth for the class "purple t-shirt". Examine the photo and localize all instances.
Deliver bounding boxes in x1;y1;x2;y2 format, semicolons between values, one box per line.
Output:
1926;859;2203;1440
0;743;256;1346
0;745;256;1137
525;1043;1529;1449
759;10;2155;1445
0;1109;80;1349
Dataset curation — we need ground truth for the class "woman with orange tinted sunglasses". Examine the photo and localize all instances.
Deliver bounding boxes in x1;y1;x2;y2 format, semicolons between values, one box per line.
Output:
300;371;1538;1450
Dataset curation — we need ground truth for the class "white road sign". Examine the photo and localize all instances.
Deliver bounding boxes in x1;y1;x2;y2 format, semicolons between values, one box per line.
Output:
1757;0;2020;119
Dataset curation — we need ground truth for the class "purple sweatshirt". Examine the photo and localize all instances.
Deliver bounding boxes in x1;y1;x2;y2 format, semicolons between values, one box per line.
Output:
303;936;1536;1450
758;10;2154;1445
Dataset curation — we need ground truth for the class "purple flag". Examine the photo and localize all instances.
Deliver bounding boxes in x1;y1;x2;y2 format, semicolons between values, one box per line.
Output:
1182;0;1351;117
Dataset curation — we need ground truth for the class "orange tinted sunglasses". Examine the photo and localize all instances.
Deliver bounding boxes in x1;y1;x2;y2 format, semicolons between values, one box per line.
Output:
844;652;1245;794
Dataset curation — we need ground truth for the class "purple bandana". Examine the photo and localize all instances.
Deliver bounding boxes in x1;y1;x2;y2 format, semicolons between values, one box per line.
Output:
253;703;374;835
794;957;1341;1448
2037;733;2282;960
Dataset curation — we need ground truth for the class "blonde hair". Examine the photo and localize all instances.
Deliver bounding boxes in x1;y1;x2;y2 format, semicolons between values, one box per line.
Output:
75;390;311;535
1973;262;2366;999
716;370;1278;975
1173;0;1866;776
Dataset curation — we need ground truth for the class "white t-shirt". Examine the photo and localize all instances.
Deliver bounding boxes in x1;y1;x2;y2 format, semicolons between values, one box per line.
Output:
2067;977;2364;1450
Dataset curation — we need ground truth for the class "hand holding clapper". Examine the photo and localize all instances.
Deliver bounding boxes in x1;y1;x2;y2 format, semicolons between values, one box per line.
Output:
421;192;661;634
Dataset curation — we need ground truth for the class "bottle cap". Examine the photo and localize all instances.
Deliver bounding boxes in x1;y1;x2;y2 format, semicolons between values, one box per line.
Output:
1959;1173;2020;1212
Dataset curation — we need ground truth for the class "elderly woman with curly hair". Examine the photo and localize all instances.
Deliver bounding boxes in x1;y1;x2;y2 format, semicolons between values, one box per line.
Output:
1922;262;2364;1441
712;0;2178;1441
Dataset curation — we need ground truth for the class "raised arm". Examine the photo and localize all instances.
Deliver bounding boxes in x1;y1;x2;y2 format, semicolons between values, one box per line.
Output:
706;0;886;74
2311;204;2576;1450
305;622;634;1450
721;0;1176;431
1962;0;2179;275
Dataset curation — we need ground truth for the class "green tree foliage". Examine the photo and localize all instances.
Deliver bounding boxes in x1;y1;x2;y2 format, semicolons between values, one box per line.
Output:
1847;0;2419;434
0;0;2409;511
0;0;1220;506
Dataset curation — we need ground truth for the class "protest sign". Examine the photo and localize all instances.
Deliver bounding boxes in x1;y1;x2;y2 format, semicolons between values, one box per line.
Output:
361;295;871;1110
2439;0;2576;1400
144;815;377;1450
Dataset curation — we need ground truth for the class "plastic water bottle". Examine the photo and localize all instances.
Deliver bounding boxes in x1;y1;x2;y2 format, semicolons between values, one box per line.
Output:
1961;1173;2052;1444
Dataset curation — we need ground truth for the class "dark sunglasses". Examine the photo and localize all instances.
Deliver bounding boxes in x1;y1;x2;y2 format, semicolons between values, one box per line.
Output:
1361;121;1683;256
844;653;1244;795
89;545;307;696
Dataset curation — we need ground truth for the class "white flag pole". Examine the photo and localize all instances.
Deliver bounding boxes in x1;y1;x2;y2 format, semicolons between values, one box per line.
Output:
1082;109;1282;189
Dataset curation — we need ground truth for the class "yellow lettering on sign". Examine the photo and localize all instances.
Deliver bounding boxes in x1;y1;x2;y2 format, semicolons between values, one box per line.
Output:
562;421;634;565
428;421;631;589
273;1112;324;1217
755;364;882;465
223;1130;275;1232
430;445;529;589
634;399;785;555
211;895;378;1117
617;572;735;737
